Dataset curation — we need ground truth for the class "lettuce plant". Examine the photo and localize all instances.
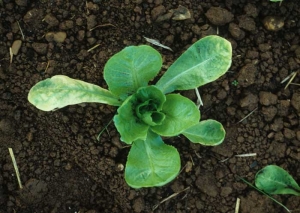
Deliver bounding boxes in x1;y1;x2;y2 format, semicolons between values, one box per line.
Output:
28;35;232;188
255;165;300;196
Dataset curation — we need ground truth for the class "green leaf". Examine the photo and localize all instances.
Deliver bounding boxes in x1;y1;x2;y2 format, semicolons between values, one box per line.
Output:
151;94;200;136
156;35;232;94
114;95;149;144
255;165;300;196
104;45;162;100
182;119;225;146
28;75;122;111
135;86;166;126
125;131;180;188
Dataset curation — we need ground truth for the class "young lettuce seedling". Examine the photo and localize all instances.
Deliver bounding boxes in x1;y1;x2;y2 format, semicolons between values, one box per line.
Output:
28;35;232;188
255;165;300;196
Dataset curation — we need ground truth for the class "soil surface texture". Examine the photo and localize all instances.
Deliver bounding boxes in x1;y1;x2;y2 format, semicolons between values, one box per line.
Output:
0;0;300;213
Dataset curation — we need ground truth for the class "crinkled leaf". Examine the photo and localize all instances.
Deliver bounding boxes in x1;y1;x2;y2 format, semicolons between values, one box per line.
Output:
156;35;232;94
135;86;166;126
114;95;149;144
182;119;225;146
28;75;122;111
255;165;300;196
125;131;180;188
104;45;162;100
151;94;200;136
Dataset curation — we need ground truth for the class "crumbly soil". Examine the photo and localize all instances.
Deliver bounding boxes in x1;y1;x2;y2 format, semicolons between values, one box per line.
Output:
1;0;300;213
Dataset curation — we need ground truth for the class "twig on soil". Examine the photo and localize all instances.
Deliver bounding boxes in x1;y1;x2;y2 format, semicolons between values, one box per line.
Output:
87;44;100;52
235;153;257;157
8;148;23;189
17;21;25;40
89;23;117;31
144;36;173;51
235;198;240;213
219;157;229;162
195;88;203;108
97;119;113;141
44;61;50;73
282;71;297;89
152;187;190;211
290;83;300;86
9;47;13;64
239;176;291;212
237;107;258;124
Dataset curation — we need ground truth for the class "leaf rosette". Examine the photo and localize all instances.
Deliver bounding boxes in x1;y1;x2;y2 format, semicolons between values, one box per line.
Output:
114;85;200;144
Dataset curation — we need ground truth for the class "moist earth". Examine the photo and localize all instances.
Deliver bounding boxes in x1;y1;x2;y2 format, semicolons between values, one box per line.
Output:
0;0;300;213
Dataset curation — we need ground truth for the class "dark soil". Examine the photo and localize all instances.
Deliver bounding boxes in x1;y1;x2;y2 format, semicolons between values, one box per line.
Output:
1;0;300;212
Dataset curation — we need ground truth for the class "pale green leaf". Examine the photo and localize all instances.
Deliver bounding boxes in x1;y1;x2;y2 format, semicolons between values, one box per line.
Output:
182;119;225;146
114;95;149;144
156;35;232;94
125;131;180;188
104;45;162;100
28;75;122;111
255;165;300;196
151;94;200;136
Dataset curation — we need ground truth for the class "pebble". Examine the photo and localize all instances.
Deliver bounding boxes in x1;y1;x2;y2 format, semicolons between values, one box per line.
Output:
59;20;74;30
151;5;166;21
11;40;22;55
261;106;277;122
240;93;258;110
205;7;233;26
87;15;97;30
238;15;256;31
15;0;28;6
237;64;257;87
45;32;67;43
228;23;245;40
32;42;48;55
291;91;300;116
43;14;59;27
195;172;219;197
263;16;284;31
259;91;278;106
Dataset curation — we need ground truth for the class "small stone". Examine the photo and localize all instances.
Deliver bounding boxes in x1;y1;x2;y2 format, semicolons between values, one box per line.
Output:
133;197;145;213
44;14;59;27
259;43;271;52
238;15;256;31
59;20;74;30
277;100;290;116
45;32;67;43
246;50;259;59
237;64;257;87
15;0;28;6
240;93;258;110
151;5;166;21
263;16;284;31
259;91;278;106
87;15;97;30
195;172;219;197
220;187;232;197
261;106;277;122
291;91;300;116
228;23;245;40
77;30;85;41
32;43;48;55
283;128;295;140
11;40;22;55
205;7;233;26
